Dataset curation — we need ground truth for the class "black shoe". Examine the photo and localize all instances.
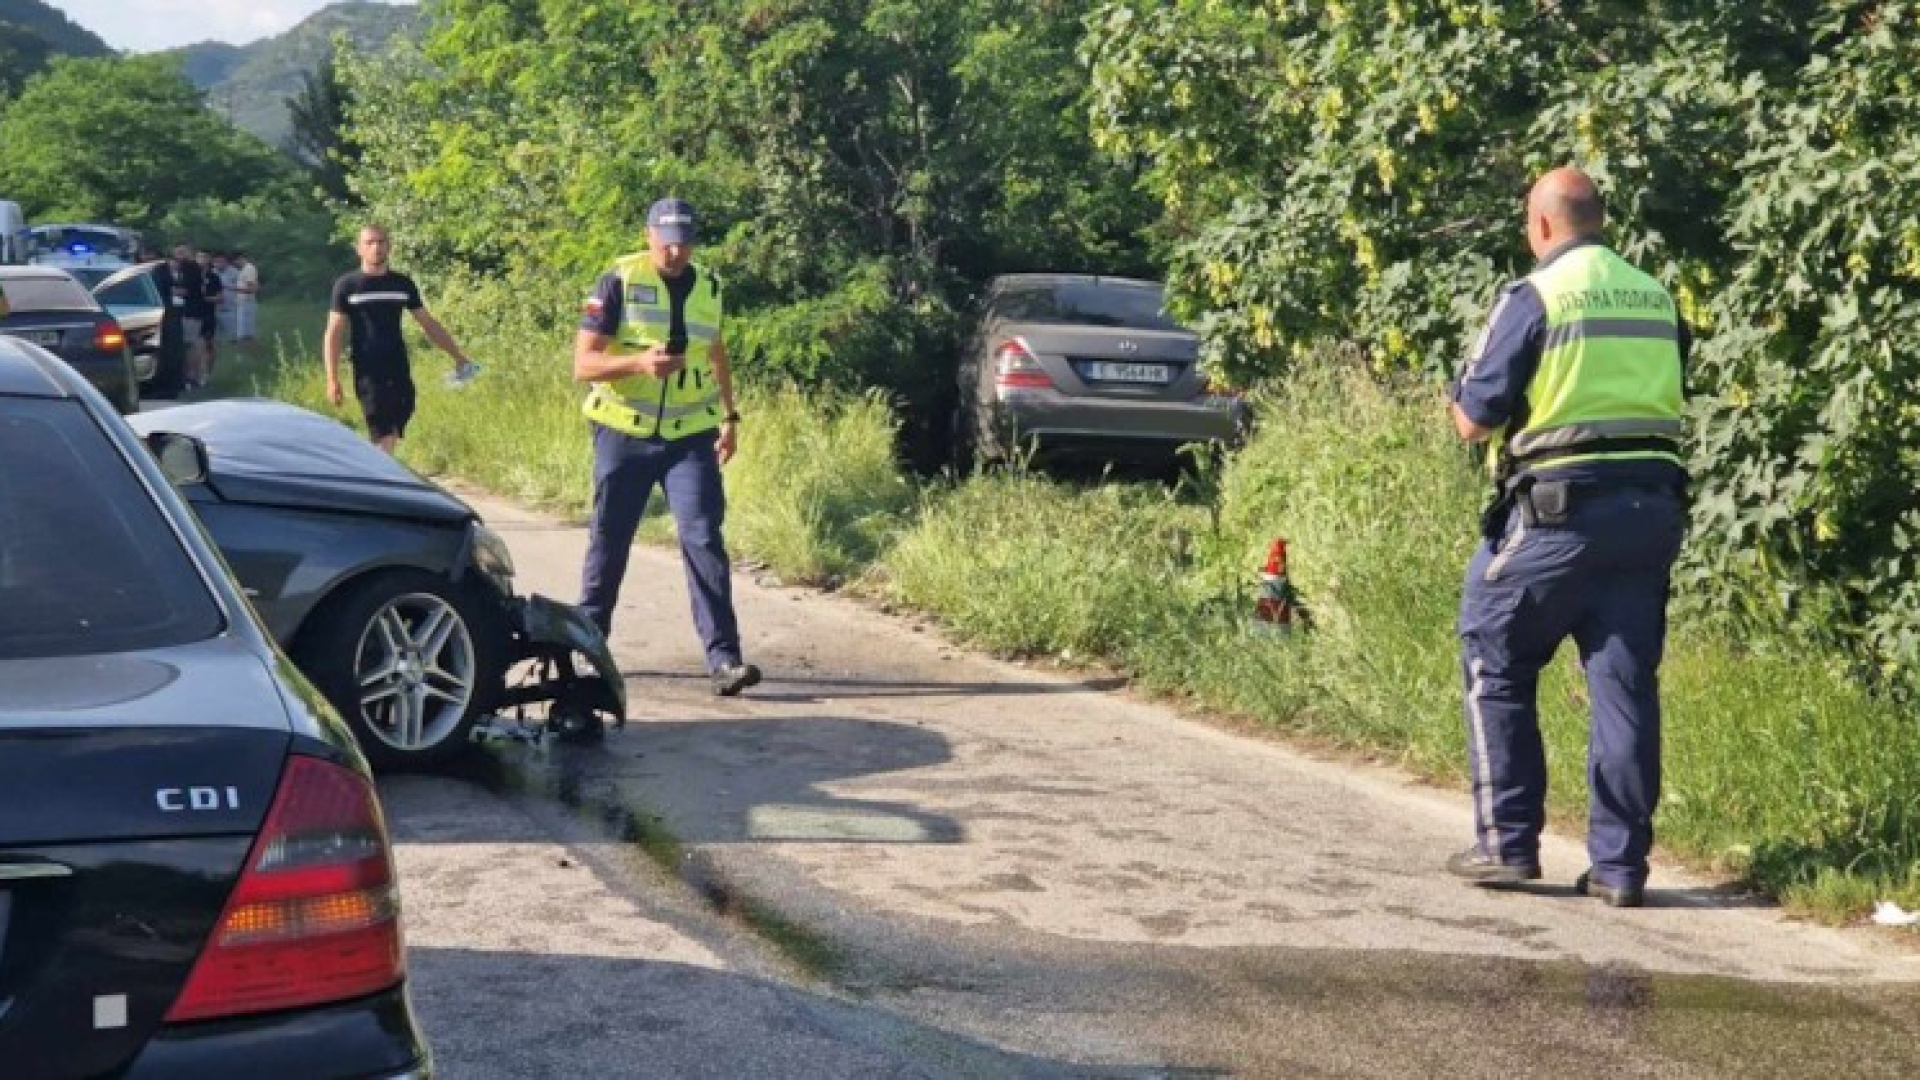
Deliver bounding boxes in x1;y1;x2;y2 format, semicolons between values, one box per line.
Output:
1574;870;1645;908
711;662;762;697
1446;847;1543;887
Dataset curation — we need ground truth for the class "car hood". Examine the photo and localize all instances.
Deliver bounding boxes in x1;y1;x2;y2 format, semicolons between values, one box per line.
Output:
129;399;475;524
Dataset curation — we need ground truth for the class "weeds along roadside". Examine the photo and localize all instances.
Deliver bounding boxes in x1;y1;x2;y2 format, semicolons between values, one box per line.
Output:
250;288;1920;924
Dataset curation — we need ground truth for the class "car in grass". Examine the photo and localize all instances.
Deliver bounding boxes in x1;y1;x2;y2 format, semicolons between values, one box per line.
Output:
0;334;433;1077
90;260;167;387
128;399;627;770
953;273;1246;468
0;264;138;414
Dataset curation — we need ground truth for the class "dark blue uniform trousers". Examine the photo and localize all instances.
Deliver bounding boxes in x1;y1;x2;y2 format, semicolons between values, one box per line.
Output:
579;423;742;672
1457;485;1684;889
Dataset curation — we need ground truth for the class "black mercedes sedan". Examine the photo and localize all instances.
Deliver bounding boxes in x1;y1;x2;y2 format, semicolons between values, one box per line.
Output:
0;264;139;415
0;336;431;1078
128;400;625;771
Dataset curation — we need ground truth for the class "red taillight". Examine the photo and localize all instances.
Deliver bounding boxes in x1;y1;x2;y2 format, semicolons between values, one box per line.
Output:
992;338;1054;390
96;320;126;353
165;756;404;1023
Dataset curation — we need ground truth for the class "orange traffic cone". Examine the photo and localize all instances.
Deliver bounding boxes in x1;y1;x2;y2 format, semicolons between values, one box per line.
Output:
1252;538;1294;632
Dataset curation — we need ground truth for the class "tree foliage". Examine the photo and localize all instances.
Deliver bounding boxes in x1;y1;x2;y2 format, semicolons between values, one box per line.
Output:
337;0;1157;456
0;55;285;224
1082;0;1920;679
284;46;359;205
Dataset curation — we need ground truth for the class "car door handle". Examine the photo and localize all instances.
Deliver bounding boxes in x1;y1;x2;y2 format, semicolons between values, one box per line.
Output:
0;861;75;882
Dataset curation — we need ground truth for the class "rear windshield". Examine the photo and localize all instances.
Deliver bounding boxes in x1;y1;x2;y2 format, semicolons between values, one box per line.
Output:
0;276;98;312
990;282;1186;332
0;400;223;659
33;227;131;257
95;273;159;310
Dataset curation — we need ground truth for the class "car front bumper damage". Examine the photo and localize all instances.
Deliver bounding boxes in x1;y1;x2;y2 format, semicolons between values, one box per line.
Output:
476;594;628;744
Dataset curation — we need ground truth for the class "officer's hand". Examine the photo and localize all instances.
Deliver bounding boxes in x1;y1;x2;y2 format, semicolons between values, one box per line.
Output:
717;420;738;465
635;346;685;378
326;377;343;407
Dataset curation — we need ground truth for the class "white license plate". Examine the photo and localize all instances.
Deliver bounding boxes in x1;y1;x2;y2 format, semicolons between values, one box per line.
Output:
13;330;62;348
1084;361;1172;384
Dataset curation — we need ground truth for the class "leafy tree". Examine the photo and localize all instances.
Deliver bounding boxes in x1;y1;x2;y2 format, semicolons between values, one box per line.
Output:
0;54;288;226
1083;0;1920;680
0;20;57;100
285;46;358;204
154;187;342;298
1686;4;1920;675
339;0;1156;453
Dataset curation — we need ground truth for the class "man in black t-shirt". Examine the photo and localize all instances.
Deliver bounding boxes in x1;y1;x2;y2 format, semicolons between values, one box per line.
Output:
170;245;209;389
322;224;475;453
196;250;223;376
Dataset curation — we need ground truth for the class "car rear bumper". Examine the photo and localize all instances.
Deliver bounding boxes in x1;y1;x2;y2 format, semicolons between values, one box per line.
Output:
995;390;1247;457
119;982;431;1079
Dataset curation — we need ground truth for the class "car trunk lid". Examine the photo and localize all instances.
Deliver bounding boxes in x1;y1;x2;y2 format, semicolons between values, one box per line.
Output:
995;322;1202;402
0;660;290;1076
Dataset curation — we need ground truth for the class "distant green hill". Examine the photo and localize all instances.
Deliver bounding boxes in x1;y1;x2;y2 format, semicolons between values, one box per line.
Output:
0;0;114;96
172;1;423;147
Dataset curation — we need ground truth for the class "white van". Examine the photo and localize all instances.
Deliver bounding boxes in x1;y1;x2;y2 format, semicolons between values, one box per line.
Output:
0;202;28;265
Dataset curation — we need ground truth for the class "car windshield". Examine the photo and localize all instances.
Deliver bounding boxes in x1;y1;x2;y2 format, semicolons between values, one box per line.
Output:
0;276;97;313
95;273;160;310
991;282;1186;332
0;399;223;659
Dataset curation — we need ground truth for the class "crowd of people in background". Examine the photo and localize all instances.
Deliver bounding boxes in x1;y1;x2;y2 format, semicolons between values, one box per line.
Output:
138;242;260;394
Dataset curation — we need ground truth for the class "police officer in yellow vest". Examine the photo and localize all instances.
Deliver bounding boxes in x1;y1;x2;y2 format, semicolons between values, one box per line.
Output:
575;197;760;696
1443;168;1688;908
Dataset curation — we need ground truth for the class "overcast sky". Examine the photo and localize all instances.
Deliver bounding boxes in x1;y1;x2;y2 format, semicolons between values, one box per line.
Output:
43;0;416;53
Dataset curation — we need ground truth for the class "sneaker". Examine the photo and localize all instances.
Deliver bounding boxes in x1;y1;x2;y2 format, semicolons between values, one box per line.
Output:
1574;869;1645;908
1445;847;1543;887
710;662;762;697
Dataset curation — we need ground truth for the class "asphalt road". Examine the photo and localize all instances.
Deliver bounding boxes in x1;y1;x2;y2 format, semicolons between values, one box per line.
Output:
384;488;1920;1079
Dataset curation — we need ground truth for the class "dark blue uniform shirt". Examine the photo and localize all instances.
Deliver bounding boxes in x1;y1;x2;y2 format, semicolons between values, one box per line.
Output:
580;266;700;354
1449;241;1690;487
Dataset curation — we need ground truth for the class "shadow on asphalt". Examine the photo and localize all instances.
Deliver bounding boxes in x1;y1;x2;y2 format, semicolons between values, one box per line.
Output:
406;947;1204;1079
1494;880;1776;912
615;669;1130;703
444;715;967;847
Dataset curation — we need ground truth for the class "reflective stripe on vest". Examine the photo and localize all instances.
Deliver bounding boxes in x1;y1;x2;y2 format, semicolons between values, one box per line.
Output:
1494;245;1685;475
582;255;725;439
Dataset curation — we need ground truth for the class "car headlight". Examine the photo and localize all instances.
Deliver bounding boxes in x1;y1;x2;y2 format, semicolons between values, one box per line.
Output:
468;522;516;597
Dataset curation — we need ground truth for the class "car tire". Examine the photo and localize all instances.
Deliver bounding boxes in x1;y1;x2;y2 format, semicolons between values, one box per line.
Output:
948;403;976;476
294;569;506;772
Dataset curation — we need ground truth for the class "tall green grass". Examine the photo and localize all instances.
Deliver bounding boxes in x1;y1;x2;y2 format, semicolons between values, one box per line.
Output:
247;293;1918;921
882;365;1920;920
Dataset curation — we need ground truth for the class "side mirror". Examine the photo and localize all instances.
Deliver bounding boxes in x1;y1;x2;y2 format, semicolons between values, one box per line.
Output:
145;431;209;486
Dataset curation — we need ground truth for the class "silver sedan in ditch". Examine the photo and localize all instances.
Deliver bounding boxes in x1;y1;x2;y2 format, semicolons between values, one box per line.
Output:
953;273;1246;468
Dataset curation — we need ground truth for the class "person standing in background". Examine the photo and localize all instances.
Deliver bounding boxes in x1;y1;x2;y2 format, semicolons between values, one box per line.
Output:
168;244;208;390
231;252;259;342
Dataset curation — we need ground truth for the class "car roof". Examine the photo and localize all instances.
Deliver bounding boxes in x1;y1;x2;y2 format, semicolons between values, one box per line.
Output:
988;273;1166;291
30;222;130;234
0;335;84;399
0;264;84;282
97;260;165;286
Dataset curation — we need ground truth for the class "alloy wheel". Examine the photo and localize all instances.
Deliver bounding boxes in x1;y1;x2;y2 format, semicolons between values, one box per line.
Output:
352;592;477;752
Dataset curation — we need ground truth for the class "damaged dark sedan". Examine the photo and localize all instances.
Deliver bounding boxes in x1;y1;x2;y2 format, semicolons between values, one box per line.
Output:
129;400;624;770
